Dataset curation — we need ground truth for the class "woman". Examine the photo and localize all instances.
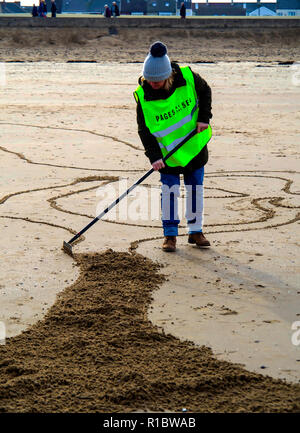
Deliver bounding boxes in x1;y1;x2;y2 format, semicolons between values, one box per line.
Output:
38;0;44;17
42;0;47;16
104;4;111;18
134;41;212;252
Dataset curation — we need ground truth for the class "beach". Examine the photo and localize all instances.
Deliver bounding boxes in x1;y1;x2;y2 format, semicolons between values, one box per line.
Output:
0;23;300;411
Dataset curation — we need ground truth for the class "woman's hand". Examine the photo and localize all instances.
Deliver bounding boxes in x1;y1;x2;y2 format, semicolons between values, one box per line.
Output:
152;159;165;171
197;122;209;133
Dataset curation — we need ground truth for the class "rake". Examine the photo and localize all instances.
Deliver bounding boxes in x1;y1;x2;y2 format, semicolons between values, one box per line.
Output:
63;128;207;256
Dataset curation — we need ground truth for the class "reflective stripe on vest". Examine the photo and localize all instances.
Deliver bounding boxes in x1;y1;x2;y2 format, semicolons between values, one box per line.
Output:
134;66;212;167
158;130;193;152
152;100;198;139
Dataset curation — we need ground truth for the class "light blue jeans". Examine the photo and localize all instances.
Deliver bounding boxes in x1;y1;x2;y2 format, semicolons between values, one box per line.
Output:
160;166;204;236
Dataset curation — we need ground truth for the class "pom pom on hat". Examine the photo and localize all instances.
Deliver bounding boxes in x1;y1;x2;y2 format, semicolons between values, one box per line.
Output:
150;42;167;58
142;41;172;82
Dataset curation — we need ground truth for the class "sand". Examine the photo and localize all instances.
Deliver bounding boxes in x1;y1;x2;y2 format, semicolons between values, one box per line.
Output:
0;30;300;412
0;27;299;63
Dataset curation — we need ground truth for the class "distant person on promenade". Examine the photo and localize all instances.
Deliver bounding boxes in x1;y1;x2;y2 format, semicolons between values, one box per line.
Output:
180;2;186;19
111;1;120;17
51;0;57;17
32;3;38;17
104;4;112;18
42;0;48;16
38;0;46;17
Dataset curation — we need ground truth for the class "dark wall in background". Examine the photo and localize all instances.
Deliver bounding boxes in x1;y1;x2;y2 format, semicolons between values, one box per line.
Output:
192;3;246;16
120;0;147;14
147;0;176;15
62;0;116;13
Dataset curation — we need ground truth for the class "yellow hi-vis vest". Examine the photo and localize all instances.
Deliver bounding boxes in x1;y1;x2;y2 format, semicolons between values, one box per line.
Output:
134;66;212;167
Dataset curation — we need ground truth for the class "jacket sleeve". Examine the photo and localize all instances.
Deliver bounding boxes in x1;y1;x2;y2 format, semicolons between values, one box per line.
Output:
190;69;213;124
136;98;163;164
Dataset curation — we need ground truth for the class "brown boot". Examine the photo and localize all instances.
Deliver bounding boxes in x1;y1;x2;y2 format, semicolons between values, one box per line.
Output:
162;236;176;252
188;232;210;248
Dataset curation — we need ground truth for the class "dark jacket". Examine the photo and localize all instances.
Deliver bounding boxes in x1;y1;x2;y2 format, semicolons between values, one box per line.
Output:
38;4;44;16
104;7;111;17
32;5;38;16
51;2;57;14
135;62;212;174
180;4;186;18
112;4;120;16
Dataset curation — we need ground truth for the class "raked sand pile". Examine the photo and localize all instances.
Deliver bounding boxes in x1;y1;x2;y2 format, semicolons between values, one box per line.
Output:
0;250;299;413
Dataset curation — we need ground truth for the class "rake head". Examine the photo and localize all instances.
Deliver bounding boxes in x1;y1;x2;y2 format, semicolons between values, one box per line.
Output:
63;241;73;257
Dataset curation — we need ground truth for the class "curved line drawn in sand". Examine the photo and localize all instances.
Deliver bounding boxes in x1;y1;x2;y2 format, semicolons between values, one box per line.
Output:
0;176;118;247
207;173;300;196
2;133;300;178
0;145;145;173
0;215;76;236
139;183;249;199
0;176;117;206
1;170;298;253
0;122;142;151
51;187;274;229
48;180;251;229
47;172;300;233
269;197;300;209
129;213;300;252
